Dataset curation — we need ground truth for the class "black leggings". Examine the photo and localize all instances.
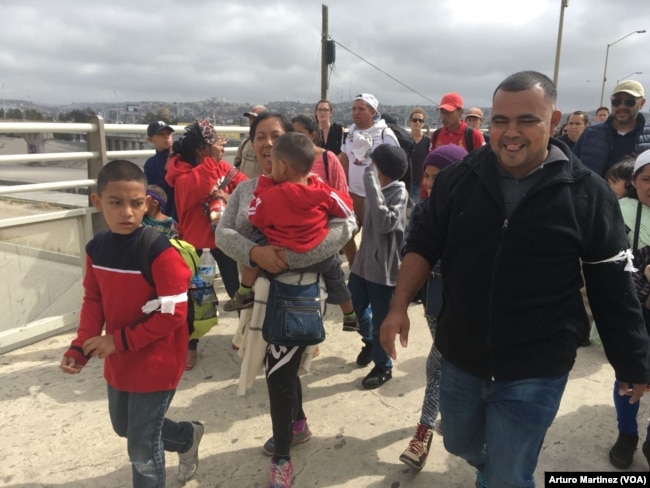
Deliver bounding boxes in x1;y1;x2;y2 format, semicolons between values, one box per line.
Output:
265;344;306;458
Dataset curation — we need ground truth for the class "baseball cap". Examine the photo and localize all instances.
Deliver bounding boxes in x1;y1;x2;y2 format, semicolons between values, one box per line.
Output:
147;121;174;137
353;93;379;111
243;105;267;118
438;93;464;112
465;107;484;120
611;80;645;98
633;149;650;175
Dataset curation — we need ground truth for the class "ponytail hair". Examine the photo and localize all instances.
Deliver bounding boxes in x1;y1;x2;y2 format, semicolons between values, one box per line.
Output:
171;118;215;166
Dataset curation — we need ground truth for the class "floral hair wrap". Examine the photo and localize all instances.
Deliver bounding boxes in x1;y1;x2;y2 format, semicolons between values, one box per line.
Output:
196;118;217;145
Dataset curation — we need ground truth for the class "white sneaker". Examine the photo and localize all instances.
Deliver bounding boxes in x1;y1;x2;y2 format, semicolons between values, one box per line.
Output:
178;421;204;482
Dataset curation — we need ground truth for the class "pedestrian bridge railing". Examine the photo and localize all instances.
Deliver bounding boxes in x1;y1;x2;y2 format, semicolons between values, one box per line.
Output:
0;116;244;354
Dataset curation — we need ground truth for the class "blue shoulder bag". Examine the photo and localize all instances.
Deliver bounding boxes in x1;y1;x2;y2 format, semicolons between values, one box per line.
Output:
262;275;325;347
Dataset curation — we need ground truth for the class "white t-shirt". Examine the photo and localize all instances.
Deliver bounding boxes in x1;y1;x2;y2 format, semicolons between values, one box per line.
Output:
342;120;399;196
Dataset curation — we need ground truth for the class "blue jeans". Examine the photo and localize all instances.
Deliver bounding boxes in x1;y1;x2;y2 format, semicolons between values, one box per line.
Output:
107;385;194;488
348;272;393;370
612;379;650;437
439;358;568;488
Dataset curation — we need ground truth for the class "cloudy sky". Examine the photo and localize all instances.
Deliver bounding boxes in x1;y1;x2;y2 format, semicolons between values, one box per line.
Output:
1;0;648;113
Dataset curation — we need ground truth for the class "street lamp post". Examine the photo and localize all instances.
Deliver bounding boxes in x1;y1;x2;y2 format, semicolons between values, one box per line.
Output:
599;30;646;107
552;0;569;87
617;71;643;83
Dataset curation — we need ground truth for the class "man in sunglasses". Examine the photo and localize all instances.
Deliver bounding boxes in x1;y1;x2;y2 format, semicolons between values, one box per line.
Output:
574;80;650;176
408;107;430;203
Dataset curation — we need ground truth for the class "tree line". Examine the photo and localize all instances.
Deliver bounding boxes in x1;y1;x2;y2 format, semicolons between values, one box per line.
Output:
0;107;177;141
0;107;175;124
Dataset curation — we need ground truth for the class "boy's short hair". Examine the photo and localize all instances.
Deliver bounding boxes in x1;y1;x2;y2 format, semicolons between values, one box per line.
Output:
147;184;168;205
96;159;147;195
272;132;315;174
410;106;426;120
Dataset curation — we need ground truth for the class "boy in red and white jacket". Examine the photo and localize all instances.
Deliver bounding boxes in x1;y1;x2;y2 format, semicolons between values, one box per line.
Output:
60;159;203;486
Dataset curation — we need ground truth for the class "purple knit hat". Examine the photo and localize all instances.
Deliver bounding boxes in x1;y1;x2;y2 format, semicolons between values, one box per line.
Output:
423;144;468;170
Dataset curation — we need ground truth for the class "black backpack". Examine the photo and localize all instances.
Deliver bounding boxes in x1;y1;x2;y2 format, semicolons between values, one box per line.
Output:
382;125;415;160
431;126;476;152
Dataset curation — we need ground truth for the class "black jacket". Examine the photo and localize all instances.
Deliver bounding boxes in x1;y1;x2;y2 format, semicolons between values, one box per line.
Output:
406;139;649;382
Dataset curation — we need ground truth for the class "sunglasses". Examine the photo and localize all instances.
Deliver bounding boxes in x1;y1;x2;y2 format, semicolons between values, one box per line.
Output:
411;118;424;123
611;98;639;108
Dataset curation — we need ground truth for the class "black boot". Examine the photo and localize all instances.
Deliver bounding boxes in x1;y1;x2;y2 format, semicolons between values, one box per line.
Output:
609;432;639;469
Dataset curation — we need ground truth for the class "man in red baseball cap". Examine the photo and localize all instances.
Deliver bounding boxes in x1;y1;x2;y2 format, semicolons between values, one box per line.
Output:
429;92;484;152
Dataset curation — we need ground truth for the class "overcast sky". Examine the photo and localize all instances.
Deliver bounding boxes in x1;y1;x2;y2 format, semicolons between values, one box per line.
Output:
1;0;648;114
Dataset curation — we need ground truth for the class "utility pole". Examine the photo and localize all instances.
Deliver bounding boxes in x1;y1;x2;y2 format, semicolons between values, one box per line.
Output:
321;4;329;100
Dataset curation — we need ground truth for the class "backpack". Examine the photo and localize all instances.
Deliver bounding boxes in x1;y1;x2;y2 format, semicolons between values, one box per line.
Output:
382;125;415;160
322;149;330;182
431;126;476;152
138;227;218;340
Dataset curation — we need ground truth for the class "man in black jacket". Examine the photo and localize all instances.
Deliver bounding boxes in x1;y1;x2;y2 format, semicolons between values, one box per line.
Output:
381;71;649;487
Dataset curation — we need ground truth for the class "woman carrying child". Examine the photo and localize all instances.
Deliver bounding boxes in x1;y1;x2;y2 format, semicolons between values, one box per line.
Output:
216;112;356;488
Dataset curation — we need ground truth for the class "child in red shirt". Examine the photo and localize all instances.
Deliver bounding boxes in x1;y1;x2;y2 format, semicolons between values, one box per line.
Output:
60;159;204;486
223;132;358;331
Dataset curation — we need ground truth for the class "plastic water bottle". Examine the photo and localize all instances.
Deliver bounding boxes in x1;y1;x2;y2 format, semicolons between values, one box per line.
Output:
197;249;218;319
198;248;217;285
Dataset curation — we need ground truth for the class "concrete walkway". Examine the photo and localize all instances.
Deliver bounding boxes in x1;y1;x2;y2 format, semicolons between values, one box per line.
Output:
1;282;645;488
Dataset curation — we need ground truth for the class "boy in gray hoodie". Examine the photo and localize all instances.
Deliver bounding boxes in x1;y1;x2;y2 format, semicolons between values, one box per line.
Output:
349;144;409;389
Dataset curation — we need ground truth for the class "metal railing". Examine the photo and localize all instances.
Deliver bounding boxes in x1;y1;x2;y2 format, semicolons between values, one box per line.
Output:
0;116;245;353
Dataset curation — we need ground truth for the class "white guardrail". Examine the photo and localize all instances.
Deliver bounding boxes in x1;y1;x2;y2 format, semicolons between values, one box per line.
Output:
0;116;244;353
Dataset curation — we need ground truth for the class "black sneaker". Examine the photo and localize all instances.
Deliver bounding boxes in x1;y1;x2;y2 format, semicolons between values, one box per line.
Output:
356;342;373;367
343;315;359;332
609;432;638;469
362;366;392;389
